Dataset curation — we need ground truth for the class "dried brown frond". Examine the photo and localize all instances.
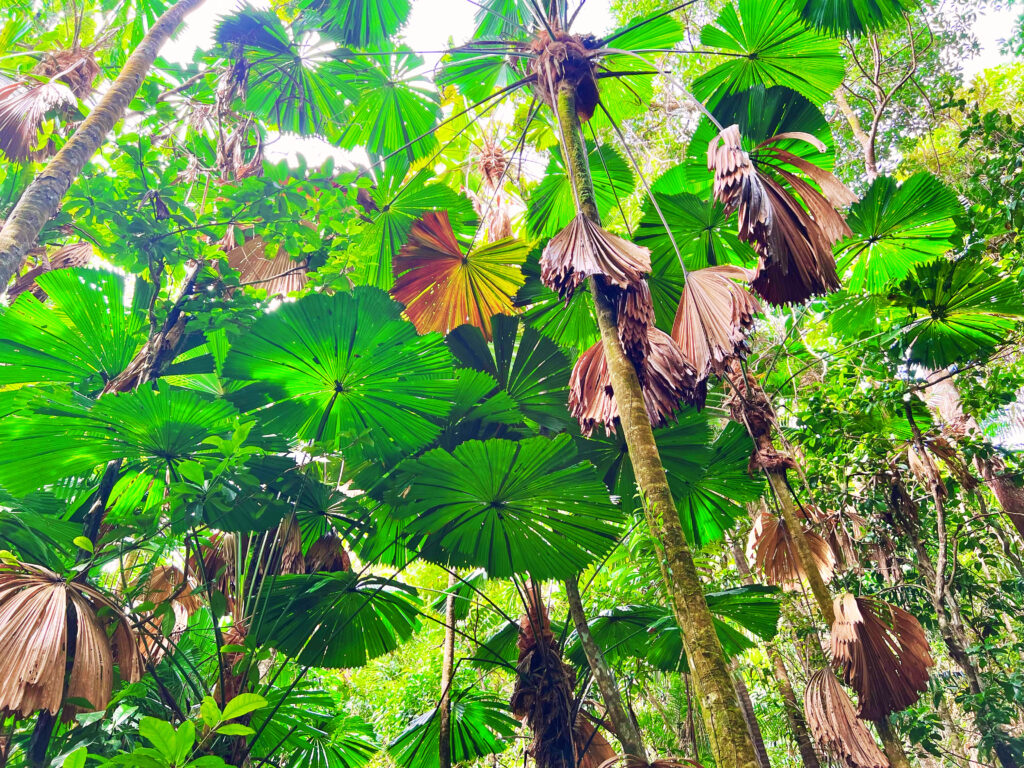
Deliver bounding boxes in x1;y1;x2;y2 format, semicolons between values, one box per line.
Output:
143;565;202;614
672;265;761;381
530;30;600;120
275;515;305;576
575;716;617;768
830;594;933;720
0;562;141;718
476;134;508;189
570;328;700;437
8;241;92;301
722;358;774;440
541;214;651;303
708;125;853;305
33;48;101;99
746;509;835;591
511;583;578;768
610;278;656;381
0;80;76;162
305;535;351;574
804;669;889;768
225;236;308;297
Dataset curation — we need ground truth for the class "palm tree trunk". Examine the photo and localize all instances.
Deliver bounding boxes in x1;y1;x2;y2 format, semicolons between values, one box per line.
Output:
731;660;771;768
439;572;458;768
564;577;648;764
731;540;820;768
552;80;759;768
0;0;206;293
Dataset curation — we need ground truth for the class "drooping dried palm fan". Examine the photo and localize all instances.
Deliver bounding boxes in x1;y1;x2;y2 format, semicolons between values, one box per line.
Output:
392;210;527;340
304;534;351;574
0;563;141;718
136;565;202;665
830;594;933;721
224;235;308;297
672;265;761;385
274;514;306;576
511;583;578;768
746;508;835;591
804;669;889;768
541;214;650;304
529;30;600;121
574;716;617;768
570;327;701;437
7;241;93;301
707;125;854;305
472;132;514;242
0;80;76;162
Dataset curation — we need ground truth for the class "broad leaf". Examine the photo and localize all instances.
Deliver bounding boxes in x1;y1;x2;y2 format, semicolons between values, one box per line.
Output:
251;571;420;668
791;0;918;35
428;568;487;622
835;173;962;293
395;434;623;579
305;0;412;48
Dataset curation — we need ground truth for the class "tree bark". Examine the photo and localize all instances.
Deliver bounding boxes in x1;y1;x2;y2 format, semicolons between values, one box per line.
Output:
0;0;206;294
553;80;759;768
731;661;771;768
439;572;458;768
564;577;648;764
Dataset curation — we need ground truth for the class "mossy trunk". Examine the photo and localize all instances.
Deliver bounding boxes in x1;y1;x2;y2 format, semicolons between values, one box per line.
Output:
0;0;206;293
439;572;457;768
553;80;759;768
564;577;648;764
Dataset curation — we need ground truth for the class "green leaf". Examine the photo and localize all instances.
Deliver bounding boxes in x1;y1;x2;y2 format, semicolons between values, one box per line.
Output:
888;258;1024;369
694;0;844;106
0;385;238;496
139;717;178;761
251;571;420;668
0;267;146;388
174;721;196;764
396;434;624;579
428;568;486;622
62;746;87;768
223;288;456;462
215;723;256;736
791;0;918;35
835;173;962;293
446;314;572;430
389;691;518;768
470;0;533;40
222;693;268;721
334;50;440;162
200;696;222;727
306;0;412;48
72;536;94;554
527;141;634;238
438;46;527;105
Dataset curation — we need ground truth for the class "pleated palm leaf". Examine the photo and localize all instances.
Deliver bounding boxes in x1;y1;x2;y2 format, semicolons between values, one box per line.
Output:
747;507;836;590
0;562;141;718
804;669;888;768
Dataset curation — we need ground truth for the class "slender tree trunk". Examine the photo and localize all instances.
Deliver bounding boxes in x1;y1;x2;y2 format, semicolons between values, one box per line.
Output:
732;540;821;768
553;80;759;768
919;369;1024;541
439;572;458;768
564;578;648;764
0;0;206;294
731;661;771;768
833;90;877;180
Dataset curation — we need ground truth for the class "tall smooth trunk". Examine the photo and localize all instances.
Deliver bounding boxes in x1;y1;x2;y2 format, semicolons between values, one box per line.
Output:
731;661;771;768
0;0;206;294
553;80;759;768
439;573;458;768
564;578;648;764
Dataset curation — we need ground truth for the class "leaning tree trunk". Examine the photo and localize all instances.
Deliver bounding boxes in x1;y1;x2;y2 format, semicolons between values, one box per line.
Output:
919;369;1024;541
553;81;759;768
725;362;912;768
564;577;648;764
732;540;820;768
731;661;771;768
439;573;458;768
0;0;206;294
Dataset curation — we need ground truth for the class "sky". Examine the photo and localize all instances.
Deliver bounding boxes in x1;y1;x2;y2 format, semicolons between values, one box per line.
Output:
162;0;1018;165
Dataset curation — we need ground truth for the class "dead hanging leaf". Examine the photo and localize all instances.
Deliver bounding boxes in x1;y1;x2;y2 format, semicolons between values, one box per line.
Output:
530;30;600;121
225;235;308;297
570;329;701;437
392;211;527;341
33;48;101;99
611;278;656;383
830;594;933;721
8;241;93;301
511;582;579;768
305;535;352;574
541;214;651;304
804;669;889;768
575;716;617;768
746;509;835;591
708;124;853;305
672;265;761;382
0;562;141;718
0;80;76;162
275;515;305;576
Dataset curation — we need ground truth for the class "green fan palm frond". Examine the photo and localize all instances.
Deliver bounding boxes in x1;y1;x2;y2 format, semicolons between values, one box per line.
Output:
835;173;962;293
791;0;919;35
